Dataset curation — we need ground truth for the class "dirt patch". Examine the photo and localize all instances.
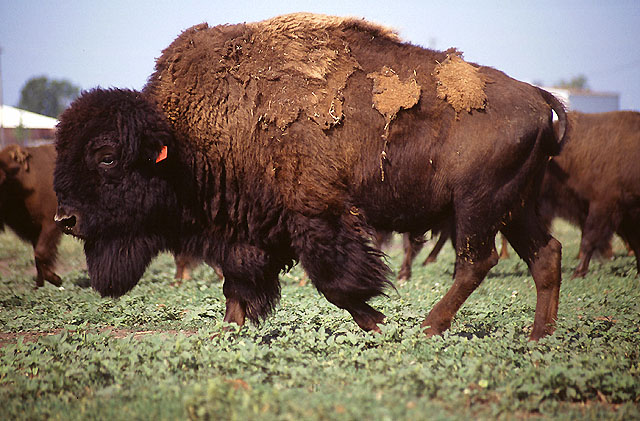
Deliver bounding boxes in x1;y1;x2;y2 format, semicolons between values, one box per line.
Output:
366;66;422;181
0;327;199;348
367;66;421;126
0;329;65;347
245;13;367;131
434;49;487;119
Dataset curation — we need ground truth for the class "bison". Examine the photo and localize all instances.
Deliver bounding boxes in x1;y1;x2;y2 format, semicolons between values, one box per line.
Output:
374;223;453;281
388;229;511;281
0;144;63;288
173;254;224;282
539;110;640;277
54;13;568;339
377;224;511;281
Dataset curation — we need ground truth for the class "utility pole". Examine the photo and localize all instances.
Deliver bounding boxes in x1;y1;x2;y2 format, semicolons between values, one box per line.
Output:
0;46;4;148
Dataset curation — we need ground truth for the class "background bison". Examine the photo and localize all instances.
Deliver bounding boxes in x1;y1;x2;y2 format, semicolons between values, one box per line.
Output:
0;144;62;288
380;228;510;281
539;110;640;277
54;13;567;339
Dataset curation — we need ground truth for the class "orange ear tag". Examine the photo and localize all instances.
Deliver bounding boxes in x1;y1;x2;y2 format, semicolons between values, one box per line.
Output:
156;145;168;163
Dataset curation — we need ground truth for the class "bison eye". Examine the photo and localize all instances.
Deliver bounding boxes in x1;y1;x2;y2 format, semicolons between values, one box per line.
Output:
98;156;116;169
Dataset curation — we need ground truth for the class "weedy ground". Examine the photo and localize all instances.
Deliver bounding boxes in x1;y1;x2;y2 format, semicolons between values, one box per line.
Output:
0;221;638;420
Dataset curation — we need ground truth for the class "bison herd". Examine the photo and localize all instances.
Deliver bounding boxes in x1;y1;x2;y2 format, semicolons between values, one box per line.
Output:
2;13;638;341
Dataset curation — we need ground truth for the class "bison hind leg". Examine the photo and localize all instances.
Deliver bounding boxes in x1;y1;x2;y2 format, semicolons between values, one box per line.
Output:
421;242;499;337
397;233;425;281
35;257;62;287
573;203;619;278
501;209;562;340
289;213;392;332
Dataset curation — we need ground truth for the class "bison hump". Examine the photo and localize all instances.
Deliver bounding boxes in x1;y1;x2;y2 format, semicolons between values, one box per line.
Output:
151;13;406;134
247;14;374;130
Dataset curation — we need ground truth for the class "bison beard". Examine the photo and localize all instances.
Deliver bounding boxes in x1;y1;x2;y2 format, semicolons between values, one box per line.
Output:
84;236;161;297
55;13;569;339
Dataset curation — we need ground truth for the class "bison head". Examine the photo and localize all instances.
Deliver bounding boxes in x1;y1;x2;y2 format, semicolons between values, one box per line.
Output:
0;145;30;187
54;88;180;297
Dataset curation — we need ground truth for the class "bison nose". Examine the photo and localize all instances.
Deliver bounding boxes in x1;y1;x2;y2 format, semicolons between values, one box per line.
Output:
54;209;79;234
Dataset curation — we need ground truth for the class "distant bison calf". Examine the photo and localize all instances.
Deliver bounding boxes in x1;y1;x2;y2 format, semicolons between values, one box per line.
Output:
539;111;640;277
0;144;62;287
54;13;568;339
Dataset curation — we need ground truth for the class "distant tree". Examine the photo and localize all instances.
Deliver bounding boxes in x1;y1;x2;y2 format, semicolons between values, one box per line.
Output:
18;76;81;118
553;75;589;91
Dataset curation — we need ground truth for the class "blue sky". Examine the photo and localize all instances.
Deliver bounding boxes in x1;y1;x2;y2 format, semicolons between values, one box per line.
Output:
1;0;639;110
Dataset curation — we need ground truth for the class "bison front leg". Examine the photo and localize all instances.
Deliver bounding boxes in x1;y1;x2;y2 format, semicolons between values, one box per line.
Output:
220;244;283;328
289;213;391;332
33;224;62;288
502;209;562;340
173;253;196;281
221;281;248;327
421;243;498;337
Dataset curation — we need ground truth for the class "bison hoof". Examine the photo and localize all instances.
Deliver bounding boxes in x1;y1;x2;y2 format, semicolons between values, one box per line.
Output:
47;275;63;287
422;326;441;338
529;325;554;341
353;309;386;332
422;256;437;266
421;317;450;337
397;271;411;281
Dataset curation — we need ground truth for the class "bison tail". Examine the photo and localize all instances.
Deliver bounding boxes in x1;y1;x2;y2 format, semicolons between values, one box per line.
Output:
538;87;571;156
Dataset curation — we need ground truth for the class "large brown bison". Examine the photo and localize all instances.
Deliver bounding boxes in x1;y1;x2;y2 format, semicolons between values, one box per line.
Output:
539;111;640;277
0;144;62;287
54;13;568;339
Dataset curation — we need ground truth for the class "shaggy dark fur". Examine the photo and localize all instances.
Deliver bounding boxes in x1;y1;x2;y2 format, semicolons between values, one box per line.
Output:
0;144;62;287
539;111;640;277
54;13;569;339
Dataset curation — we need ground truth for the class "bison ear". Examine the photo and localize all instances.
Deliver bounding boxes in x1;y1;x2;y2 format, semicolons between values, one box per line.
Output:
155;145;168;163
131;117;173;167
137;133;171;167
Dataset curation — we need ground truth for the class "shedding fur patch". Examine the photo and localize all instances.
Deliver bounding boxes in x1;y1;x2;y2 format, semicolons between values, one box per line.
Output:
367;66;421;125
434;50;487;118
246;13;400;131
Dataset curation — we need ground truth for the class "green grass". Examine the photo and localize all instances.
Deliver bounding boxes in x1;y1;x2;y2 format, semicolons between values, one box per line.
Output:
0;222;638;420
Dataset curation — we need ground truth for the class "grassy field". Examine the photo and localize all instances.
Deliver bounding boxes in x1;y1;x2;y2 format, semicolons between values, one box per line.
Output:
0;222;638;420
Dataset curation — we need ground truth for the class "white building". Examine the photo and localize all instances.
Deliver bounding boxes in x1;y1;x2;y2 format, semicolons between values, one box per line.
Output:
0;105;58;147
541;87;620;113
